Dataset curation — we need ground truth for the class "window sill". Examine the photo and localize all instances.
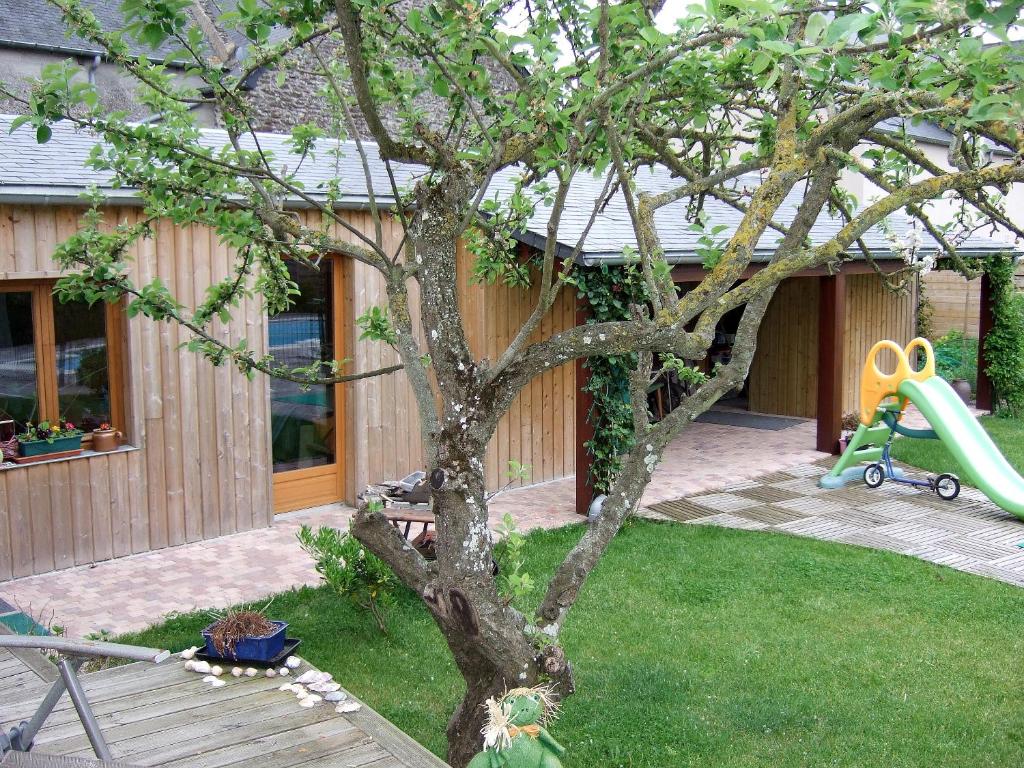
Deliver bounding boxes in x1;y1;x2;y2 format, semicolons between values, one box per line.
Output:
0;444;139;471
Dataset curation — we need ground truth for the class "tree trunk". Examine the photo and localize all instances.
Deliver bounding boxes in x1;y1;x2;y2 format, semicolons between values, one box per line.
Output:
445;652;509;767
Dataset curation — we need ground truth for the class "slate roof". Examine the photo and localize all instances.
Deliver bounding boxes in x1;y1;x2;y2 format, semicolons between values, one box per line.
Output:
0;115;1017;263
0;0;200;61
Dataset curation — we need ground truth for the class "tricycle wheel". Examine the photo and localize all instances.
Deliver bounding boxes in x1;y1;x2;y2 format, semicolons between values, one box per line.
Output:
863;463;885;488
935;473;960;500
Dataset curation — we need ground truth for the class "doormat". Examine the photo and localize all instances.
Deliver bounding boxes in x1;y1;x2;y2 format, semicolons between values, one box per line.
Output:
694;409;807;431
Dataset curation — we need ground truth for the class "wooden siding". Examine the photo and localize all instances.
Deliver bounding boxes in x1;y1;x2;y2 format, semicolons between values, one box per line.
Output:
1;205;578;577
0;204;273;580
457;247;577;491
748;278;821;418
840;273;916;417
339;212;429;505
747;273;914;421
923;270;981;338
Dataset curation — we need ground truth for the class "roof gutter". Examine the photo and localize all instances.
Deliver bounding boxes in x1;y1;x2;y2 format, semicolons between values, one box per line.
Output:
0;185;400;211
0;38;185;67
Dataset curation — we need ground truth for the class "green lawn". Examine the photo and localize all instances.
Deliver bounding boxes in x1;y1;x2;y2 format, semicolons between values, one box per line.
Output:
891;415;1024;487
119;521;1024;767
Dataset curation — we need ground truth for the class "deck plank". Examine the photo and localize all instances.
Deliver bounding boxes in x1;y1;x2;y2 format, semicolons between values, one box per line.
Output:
2;658;447;768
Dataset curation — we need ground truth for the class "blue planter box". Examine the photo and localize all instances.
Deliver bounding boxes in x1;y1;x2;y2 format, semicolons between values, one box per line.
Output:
201;620;288;662
19;434;83;457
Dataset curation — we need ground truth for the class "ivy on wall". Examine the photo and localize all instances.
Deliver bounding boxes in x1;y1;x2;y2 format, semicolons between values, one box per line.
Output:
572;263;650;495
982;254;1024;417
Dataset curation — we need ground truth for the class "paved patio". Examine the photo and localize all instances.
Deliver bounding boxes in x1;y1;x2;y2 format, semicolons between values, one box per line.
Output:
0;416;824;638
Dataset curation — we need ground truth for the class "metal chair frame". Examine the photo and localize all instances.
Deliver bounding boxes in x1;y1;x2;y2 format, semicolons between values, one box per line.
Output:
0;637;169;761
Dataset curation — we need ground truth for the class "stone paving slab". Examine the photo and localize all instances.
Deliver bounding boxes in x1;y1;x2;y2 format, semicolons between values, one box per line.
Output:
646;461;1024;588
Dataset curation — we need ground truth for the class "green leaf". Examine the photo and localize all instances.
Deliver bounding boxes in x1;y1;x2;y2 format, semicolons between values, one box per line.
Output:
36;124;52;144
804;12;827;44
752;52;772;74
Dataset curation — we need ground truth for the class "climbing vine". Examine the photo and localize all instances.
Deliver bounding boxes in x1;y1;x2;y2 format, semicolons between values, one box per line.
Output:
571;263;650;496
982;255;1024;417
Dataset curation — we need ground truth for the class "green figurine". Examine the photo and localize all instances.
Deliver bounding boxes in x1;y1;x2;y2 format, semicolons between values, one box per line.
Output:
468;685;565;768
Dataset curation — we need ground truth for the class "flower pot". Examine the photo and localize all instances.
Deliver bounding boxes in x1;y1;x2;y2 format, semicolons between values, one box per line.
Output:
92;429;122;453
19;433;83;458
951;378;972;405
200;620;288;662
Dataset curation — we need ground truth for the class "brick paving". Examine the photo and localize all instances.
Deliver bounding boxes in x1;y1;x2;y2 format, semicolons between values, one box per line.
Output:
0;417;824;638
7;408;1017;640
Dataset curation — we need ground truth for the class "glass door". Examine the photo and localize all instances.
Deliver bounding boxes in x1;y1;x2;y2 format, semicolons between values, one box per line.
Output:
269;259;344;512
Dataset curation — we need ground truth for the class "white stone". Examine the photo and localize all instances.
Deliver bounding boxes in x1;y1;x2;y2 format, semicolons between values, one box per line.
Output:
231;667;243;678
295;670;332;685
306;694;322;704
336;702;361;713
324;691;348;702
192;661;211;674
296;689;310;699
278;667;289;676
180;646;198;660
278;683;294;692
299;698;317;708
265;668;277;678
202;675;218;682
308;681;341;693
183;660;195;672
284;656;301;669
244;668;258;678
209;679;226;688
210;665;224;677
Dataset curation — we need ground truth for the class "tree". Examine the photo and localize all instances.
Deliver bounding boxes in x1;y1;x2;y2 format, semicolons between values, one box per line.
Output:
4;0;1024;763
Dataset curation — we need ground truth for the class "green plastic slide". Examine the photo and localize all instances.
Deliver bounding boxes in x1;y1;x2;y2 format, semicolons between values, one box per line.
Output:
821;337;1024;519
898;376;1024;519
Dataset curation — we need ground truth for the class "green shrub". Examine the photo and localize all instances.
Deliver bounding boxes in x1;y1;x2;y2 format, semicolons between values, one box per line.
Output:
983;255;1024;417
297;524;399;634
933;331;978;389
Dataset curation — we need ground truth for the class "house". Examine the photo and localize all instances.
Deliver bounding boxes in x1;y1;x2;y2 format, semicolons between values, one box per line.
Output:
867;117;1024;355
1;115;1017;580
0;0;456;137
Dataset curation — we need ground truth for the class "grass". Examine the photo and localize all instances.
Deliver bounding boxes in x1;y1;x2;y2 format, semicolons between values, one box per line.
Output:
119;521;1024;767
891;414;1024;487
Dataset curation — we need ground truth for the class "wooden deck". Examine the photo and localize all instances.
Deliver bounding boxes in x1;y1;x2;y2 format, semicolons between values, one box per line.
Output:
0;652;448;768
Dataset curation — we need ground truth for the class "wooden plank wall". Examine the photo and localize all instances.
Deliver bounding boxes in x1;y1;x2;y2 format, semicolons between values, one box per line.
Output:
748;278;821;418
840;273;916;417
923;270;981;338
337;212;429;504
0;204;272;580
457;247;576;491
0;204;579;577
746;273;914;421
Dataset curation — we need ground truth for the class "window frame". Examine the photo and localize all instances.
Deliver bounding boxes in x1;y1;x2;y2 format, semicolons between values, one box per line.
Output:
0;280;128;446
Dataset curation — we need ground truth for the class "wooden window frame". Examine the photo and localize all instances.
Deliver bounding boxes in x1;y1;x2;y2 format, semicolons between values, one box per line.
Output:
0;280;128;446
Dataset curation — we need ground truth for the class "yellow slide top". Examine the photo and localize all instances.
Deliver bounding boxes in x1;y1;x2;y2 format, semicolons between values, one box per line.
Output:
859;337;936;425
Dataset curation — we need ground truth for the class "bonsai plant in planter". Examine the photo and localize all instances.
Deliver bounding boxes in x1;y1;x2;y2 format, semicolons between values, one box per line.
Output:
16;421;84;461
92;423;122;453
201;605;288;663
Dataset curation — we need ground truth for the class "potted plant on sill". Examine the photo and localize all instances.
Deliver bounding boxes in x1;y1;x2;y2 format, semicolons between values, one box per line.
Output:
92;423;122;453
201;604;288;663
16;421;84;461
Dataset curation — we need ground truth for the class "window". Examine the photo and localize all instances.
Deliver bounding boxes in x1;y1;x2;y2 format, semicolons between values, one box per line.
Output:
268;259;336;473
0;282;126;441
